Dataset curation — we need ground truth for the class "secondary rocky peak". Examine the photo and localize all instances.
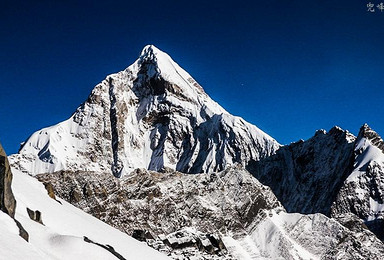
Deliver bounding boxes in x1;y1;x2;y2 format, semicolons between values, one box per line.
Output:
314;126;356;144
357;124;384;153
329;125;344;134
248;126;356;215
330;124;384;240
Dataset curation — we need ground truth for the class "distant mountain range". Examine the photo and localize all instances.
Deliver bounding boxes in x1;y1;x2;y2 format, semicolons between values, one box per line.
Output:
4;45;384;259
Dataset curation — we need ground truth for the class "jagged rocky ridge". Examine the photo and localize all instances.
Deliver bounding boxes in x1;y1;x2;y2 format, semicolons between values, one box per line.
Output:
37;166;384;259
248;124;384;242
10;45;279;177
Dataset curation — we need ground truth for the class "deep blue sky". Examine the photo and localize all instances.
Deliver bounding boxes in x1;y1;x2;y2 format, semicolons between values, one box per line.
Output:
1;1;383;154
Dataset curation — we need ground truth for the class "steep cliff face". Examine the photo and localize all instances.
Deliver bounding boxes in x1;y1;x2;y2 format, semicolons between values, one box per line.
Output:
0;142;16;218
10;45;279;177
331;124;384;240
247;126;356;215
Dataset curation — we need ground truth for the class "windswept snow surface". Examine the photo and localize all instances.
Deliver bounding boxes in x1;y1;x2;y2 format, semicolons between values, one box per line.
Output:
7;168;169;260
10;45;279;177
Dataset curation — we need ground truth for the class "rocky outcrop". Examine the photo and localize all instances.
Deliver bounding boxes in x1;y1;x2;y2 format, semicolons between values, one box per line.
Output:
0;142;29;241
83;236;126;260
0;142;16;217
149;229;230;259
26;208;43;224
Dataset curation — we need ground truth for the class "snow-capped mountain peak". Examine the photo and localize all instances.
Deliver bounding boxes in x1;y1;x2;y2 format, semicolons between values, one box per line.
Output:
130;44;210;110
10;45;280;177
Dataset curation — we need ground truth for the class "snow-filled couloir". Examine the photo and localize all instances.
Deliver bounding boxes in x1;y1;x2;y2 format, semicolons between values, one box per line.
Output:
10;45;279;177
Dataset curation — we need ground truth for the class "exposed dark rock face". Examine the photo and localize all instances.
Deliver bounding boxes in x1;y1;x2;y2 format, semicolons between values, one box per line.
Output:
40;181;59;202
0;142;16;217
247;126;356;215
14;219;29;242
155;229;227;257
26;208;43;224
0;142;29;241
132;229;154;242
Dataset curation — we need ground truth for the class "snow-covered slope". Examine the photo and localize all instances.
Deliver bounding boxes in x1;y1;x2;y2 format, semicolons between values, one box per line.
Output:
0;210;42;259
10;45;279;177
0;167;169;259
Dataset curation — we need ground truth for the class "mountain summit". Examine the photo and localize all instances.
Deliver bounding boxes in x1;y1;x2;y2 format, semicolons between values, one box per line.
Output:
11;45;279;177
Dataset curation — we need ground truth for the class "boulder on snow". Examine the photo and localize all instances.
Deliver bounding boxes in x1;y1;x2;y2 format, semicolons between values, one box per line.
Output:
27;207;43;224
